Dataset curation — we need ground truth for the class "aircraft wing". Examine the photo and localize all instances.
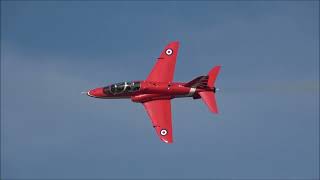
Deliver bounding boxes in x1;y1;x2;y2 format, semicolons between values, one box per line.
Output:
146;41;180;82
143;100;173;143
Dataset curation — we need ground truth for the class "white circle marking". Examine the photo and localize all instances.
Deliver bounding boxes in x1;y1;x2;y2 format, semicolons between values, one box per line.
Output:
160;129;168;136
165;48;173;56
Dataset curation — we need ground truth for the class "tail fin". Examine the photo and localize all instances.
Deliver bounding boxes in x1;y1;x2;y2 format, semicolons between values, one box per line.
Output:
200;66;221;114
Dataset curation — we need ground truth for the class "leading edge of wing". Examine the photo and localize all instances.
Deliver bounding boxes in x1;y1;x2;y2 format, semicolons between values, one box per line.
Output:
143;100;173;144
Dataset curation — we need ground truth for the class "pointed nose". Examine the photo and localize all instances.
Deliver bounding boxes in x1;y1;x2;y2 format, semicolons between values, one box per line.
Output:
87;88;104;97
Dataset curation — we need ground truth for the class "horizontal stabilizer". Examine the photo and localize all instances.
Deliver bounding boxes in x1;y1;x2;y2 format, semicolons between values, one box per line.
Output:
199;92;218;114
207;66;221;88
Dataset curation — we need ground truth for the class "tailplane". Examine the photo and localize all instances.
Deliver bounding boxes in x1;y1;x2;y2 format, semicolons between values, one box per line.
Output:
207;65;221;88
199;91;218;113
199;66;221;114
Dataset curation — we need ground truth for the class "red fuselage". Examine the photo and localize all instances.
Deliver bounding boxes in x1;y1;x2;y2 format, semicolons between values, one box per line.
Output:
87;81;215;103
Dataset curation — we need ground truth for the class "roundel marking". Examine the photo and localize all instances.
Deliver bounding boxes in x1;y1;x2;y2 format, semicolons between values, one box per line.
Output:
160;129;168;136
165;48;173;56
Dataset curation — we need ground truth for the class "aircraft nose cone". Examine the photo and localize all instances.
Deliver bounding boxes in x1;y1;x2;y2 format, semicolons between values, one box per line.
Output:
87;88;104;97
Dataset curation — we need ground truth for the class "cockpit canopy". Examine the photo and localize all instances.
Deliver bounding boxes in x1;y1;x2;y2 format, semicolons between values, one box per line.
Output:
103;81;140;95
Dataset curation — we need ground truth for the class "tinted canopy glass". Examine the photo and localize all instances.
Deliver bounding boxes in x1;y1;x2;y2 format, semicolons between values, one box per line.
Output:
103;81;140;95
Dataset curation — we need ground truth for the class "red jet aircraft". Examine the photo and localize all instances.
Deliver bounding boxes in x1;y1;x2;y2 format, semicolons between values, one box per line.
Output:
87;41;221;143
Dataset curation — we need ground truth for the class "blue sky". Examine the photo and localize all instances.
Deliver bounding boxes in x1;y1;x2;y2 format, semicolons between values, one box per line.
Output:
1;1;319;179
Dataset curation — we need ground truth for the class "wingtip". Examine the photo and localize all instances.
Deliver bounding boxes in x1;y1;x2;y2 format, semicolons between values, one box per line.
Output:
168;41;180;46
212;110;219;114
161;138;173;144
